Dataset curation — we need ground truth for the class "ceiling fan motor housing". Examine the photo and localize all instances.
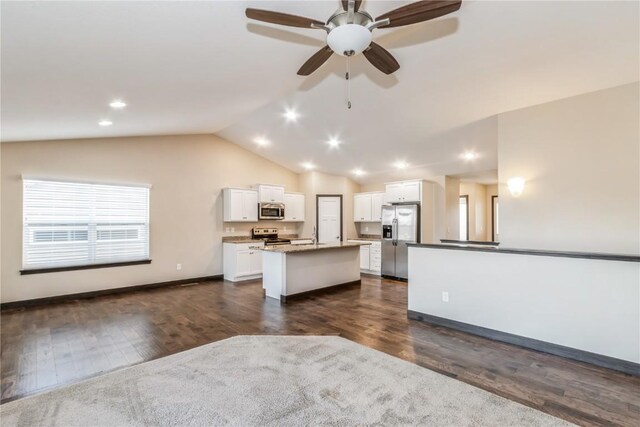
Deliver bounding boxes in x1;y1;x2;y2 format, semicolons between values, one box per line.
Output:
327;24;372;56
326;10;373;56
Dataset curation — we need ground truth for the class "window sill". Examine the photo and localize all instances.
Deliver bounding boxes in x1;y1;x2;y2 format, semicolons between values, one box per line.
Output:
20;259;152;275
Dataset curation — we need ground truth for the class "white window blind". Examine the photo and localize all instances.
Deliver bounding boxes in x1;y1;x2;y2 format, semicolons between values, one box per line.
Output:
23;179;150;270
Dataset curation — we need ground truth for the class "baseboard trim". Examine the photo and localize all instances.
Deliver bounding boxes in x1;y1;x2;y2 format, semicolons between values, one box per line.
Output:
1;275;224;311
408;310;640;376
281;279;361;304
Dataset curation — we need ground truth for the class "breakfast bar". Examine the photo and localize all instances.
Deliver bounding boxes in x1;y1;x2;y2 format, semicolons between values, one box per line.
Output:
259;242;369;302
407;243;640;374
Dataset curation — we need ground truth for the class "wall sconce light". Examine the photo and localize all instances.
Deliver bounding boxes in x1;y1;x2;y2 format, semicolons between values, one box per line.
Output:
507;177;526;197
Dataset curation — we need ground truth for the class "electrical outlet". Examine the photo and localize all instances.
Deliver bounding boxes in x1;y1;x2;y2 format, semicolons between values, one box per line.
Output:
442;291;449;302
231;227;235;232
225;227;230;233
365;226;369;232
176;264;182;271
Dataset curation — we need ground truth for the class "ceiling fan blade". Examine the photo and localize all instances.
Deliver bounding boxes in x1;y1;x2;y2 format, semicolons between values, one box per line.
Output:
363;42;400;75
376;0;461;28
341;0;362;12
297;46;334;76
245;8;324;29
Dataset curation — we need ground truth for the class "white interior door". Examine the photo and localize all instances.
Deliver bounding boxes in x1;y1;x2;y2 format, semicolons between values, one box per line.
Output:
318;196;341;244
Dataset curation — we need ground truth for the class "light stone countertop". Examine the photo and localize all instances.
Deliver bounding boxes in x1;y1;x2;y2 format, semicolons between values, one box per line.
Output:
222;237;263;244
222;235;312;244
259;241;370;253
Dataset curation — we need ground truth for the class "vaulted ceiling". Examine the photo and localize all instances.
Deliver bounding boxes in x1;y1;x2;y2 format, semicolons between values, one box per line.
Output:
2;1;638;183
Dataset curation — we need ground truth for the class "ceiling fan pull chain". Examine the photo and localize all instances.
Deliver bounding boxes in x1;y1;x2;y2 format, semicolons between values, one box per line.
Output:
346;56;352;109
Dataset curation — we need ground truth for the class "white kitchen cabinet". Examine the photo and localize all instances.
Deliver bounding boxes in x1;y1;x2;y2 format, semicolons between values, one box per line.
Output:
402;181;421;202
223;188;258;222
257;184;285;204
384;180;422;203
371;193;384;222
369;241;382;272
353;192;385;222
235;250;252;276
223;242;264;282
354;194;372;222
283;193;305;222
385;183;403;204
359;245;371;270
348;240;381;275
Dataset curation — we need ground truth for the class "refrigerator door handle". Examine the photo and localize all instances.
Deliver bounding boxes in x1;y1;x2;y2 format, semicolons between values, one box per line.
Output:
392;218;398;246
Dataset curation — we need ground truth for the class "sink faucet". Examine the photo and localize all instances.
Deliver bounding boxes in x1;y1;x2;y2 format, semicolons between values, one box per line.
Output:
312;226;317;244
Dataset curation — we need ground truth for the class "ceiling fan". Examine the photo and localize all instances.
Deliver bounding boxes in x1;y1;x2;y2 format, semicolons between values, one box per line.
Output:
245;0;462;76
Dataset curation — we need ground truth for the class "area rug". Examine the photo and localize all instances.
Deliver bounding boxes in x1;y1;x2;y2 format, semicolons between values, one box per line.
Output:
1;335;571;426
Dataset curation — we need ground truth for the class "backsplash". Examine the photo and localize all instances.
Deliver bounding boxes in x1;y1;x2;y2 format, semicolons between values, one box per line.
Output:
358;222;381;237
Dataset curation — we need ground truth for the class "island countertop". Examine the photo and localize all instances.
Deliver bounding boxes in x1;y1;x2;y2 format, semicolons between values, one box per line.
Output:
259;241;370;253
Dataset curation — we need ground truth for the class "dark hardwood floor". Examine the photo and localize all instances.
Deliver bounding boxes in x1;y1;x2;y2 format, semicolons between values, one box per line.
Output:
1;276;638;426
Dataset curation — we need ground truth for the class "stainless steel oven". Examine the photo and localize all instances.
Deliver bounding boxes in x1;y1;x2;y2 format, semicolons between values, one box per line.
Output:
259;203;285;220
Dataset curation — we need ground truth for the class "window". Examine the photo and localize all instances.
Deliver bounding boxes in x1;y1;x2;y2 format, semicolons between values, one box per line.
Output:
22;179;150;271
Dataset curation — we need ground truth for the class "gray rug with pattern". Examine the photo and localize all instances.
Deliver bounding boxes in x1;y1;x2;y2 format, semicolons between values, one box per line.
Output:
1;335;571;426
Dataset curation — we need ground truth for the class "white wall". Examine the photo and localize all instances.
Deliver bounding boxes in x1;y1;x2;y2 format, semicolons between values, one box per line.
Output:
444;176;460;240
460;182;488;241
409;246;640;363
1;134;302;303
498;82;640;254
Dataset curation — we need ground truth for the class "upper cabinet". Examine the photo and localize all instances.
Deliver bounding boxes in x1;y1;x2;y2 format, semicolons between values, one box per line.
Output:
353;191;385;222
371;192;384;221
354;194;373;222
385;180;422;203
223;188;258;222
257;184;285;204
283;193;305;222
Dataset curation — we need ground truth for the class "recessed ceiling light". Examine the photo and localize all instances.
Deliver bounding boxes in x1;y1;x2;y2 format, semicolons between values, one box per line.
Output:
353;169;366;176
327;137;341;148
302;162;315;170
109;100;127;109
254;136;270;146
98;120;112;126
394;161;408;169
283;108;299;122
463;151;478;161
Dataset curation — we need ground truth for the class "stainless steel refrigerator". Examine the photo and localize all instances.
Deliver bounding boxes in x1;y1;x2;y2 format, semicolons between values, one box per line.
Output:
381;204;420;280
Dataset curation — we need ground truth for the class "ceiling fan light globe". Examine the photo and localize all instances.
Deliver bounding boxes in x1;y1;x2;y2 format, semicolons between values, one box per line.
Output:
327;24;372;57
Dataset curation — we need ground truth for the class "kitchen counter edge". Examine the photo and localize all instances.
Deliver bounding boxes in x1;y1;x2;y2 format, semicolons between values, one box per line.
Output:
407;243;640;263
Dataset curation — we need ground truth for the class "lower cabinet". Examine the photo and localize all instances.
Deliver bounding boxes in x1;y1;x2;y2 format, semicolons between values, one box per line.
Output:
223;242;264;282
359;245;371;270
369;242;381;272
348;240;381;275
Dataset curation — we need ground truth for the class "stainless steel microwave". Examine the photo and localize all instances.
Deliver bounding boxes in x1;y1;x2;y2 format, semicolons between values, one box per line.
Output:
259;202;285;220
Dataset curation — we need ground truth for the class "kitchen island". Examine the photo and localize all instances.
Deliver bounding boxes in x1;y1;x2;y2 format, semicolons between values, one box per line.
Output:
259;242;369;302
